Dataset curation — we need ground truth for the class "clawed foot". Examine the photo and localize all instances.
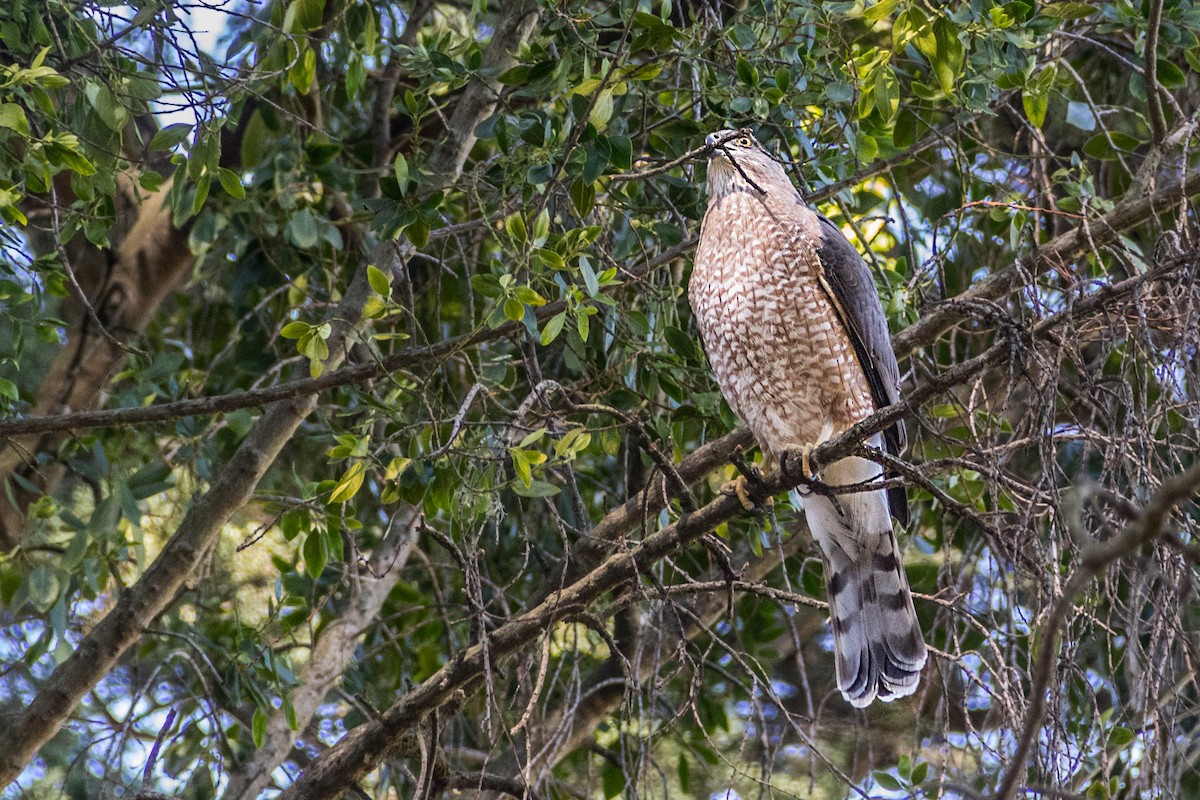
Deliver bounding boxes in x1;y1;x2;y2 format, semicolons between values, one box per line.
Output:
781;443;819;483
722;450;773;511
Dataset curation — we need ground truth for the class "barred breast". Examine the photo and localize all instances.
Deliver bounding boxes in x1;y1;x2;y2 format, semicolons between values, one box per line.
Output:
690;192;875;464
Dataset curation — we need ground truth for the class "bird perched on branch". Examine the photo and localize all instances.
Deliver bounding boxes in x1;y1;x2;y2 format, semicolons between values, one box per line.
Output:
689;128;927;707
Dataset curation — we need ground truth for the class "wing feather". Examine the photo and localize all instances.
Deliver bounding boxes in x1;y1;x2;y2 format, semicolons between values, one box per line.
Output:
812;213;909;525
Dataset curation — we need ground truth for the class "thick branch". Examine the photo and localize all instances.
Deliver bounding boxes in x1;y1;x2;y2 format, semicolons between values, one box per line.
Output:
0;257;376;789
893;133;1200;355
425;0;539;181
278;245;1197;799
1144;0;1167;144
0;0;544;787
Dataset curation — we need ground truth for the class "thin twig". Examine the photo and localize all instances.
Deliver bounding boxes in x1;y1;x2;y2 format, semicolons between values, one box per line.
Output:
141;707;177;784
1144;0;1168;144
994;460;1200;800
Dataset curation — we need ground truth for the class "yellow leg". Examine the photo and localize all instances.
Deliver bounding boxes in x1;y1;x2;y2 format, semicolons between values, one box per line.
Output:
782;443;816;482
721;475;755;511
721;473;774;511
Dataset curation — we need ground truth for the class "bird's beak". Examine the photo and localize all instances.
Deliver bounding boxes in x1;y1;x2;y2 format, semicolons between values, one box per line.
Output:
705;133;719;148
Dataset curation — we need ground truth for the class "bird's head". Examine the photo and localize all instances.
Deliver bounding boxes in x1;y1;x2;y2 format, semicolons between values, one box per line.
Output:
704;129;791;200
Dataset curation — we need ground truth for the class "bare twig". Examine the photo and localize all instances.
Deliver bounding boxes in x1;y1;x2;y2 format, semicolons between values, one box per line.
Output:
994;460;1200;800
1144;0;1168;144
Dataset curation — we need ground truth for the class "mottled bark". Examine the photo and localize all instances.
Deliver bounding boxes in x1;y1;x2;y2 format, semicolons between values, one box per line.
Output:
0;174;193;548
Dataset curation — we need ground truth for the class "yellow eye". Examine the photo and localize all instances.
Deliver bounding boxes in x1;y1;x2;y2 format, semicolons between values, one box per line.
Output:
736;136;753;147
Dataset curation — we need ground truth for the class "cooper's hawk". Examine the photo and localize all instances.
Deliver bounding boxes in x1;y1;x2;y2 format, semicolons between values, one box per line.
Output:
689;129;927;707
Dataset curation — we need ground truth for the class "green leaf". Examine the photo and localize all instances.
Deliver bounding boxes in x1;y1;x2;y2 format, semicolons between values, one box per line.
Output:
735;56;759;87
1109;726;1135;747
541;312;567;345
1041;2;1098;19
894;107;919;147
218;168;246;199
368;264;392;296
911;761;929;785
873;65;899;123
601;761;625;799
873;771;903;791
1155;59;1186;90
26;565;60;611
252;706;267;747
513;286;546;306
240;111;268;166
863;0;900;22
85;82;127;130
287;0;326;31
281;511;307;541
329;461;367;504
664;325;699;362
1023;89;1048;128
609;135;633;171
497;65;531;86
281;321;311;339
192;174;211;215
512;480;560;497
931;17;964;95
303;529;328;578
290;43;317;92
505;212;527;245
393;152;409;189
0;104;30;137
588;88;615;131
149;122;193;152
286;208;320;249
503;296;525;321
1082;131;1143;160
509;448;532;487
579;256;600;297
532;208;550;243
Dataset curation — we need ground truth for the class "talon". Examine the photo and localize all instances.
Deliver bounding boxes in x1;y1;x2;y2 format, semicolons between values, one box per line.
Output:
722;475;756;511
721;472;774;511
783;444;817;482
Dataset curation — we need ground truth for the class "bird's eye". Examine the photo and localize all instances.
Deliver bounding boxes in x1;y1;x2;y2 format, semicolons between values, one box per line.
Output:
736;136;753;147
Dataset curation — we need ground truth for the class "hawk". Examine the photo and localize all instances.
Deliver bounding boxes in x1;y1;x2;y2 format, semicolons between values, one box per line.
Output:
689;129;927;707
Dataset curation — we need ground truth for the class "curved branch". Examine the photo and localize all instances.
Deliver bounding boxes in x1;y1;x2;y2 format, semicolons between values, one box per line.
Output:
222;507;419;800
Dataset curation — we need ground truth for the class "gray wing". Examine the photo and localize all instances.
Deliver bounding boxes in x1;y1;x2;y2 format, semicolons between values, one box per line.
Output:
813;212;909;525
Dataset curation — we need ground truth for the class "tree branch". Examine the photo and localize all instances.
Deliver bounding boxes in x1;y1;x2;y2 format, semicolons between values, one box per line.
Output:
1144;0;1168;144
0;252;377;788
277;242;1198;799
0;0;545;787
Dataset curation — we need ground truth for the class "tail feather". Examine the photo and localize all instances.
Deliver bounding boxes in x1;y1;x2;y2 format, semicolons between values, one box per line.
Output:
799;439;927;708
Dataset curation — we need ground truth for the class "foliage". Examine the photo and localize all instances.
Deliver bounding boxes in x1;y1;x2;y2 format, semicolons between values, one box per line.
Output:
1;0;1200;798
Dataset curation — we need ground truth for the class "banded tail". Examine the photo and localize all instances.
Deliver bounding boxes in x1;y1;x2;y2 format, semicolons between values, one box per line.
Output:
799;434;927;707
